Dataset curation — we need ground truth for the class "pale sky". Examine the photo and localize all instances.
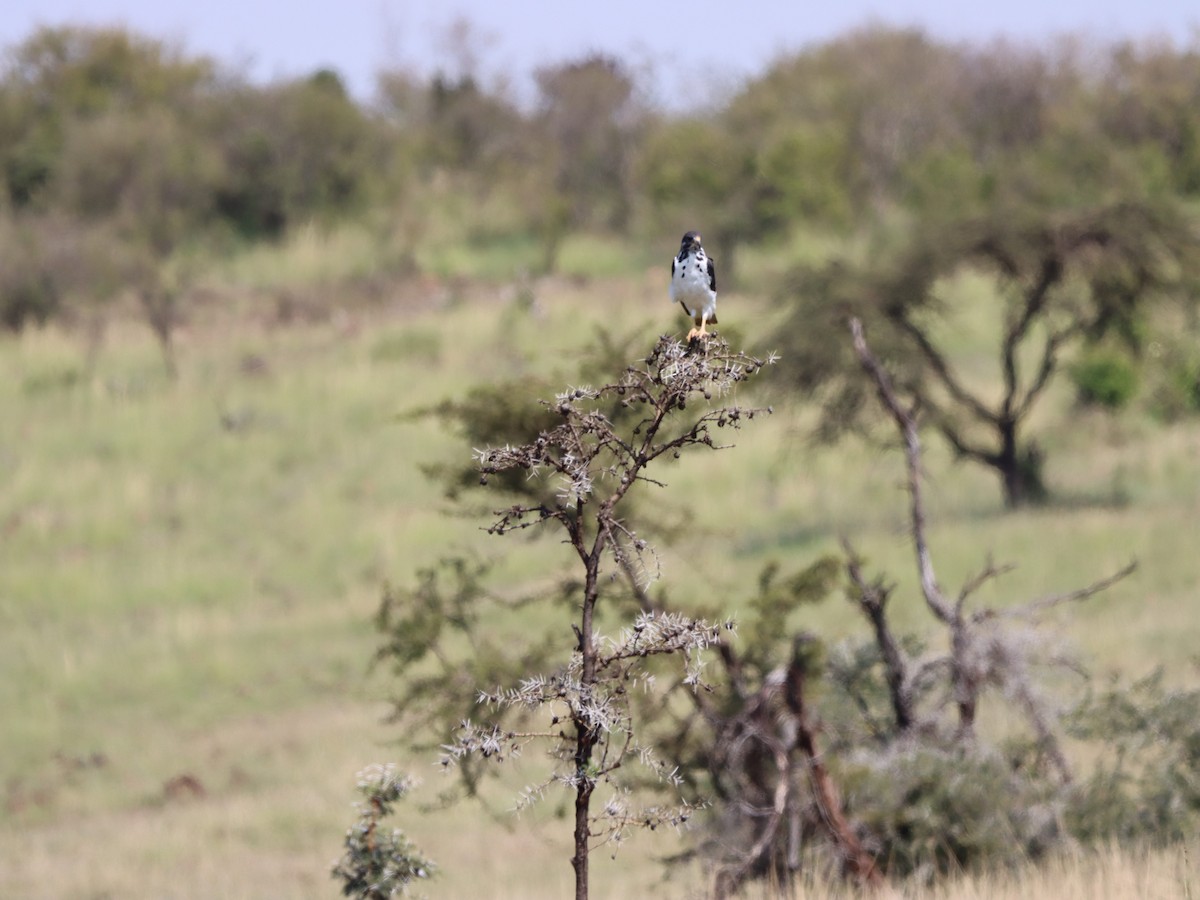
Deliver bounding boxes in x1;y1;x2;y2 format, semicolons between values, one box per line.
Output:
3;1;1198;106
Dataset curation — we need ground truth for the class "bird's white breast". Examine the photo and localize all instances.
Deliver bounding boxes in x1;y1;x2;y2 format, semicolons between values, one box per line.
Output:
670;251;717;316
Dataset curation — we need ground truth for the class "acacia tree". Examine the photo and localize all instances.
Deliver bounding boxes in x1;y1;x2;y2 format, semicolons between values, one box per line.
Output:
773;199;1198;507
377;336;773;900
534;54;642;235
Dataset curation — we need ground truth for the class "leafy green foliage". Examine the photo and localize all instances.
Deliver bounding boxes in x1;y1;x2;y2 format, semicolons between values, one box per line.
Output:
534;55;641;232
0;215;59;329
737;557;841;674
415;378;562;500
4;21;1200;342
637;118;758;281
637;113;844;282
332;764;436;899
0;26;214;209
1146;334;1200;421
413;327;664;506
1071;347;1140;409
53;107;222;252
421;74;523;172
0;25;374;244
845;746;1061;878
0;213;149;333
209;72;377;239
374;555;556;796
1065;672;1200;846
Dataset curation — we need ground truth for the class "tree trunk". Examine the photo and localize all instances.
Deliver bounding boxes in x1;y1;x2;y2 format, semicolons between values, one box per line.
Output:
997;423;1047;509
570;558;601;900
571;756;594;900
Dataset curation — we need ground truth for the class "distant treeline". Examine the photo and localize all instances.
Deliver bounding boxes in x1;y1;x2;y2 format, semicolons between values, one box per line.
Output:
2;24;1199;327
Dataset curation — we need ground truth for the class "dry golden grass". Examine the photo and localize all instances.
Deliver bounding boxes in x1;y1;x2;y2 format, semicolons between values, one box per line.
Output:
754;844;1196;900
2;264;1198;898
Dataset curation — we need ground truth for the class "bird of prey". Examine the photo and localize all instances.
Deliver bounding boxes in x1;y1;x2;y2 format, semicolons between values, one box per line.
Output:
670;231;717;341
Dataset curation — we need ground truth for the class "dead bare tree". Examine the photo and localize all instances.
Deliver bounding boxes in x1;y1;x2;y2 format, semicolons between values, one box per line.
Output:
845;315;1135;773
705;634;882;897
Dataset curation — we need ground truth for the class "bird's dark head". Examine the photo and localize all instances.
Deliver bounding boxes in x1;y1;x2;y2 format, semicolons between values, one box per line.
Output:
680;231;703;252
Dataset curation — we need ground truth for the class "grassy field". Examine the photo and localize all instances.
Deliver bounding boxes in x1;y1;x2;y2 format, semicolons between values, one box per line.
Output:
2;239;1199;897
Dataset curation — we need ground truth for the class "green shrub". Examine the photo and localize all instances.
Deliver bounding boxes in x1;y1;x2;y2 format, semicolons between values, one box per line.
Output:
1148;348;1200;421
845;746;1060;878
332;765;435;899
1065;673;1200;846
1070;349;1139;409
0;216;58;329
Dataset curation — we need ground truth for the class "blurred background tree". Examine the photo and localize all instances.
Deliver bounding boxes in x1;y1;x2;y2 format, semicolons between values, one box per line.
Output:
0;26;213;209
4;23;1200;283
1;21;1199;410
769;198;1199;507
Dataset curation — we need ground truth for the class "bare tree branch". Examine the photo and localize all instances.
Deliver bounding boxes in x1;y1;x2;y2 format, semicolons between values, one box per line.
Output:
1015;321;1085;419
986;560;1137;623
850;317;954;624
849;314;1139;767
844;537;914;733
890;312;999;427
955;555;1017;614
712;651;881;896
1000;255;1063;421
929;414;1003;468
784;652;882;887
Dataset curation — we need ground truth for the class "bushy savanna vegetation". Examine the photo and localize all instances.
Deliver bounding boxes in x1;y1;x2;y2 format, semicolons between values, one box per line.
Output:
2;19;1200;899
